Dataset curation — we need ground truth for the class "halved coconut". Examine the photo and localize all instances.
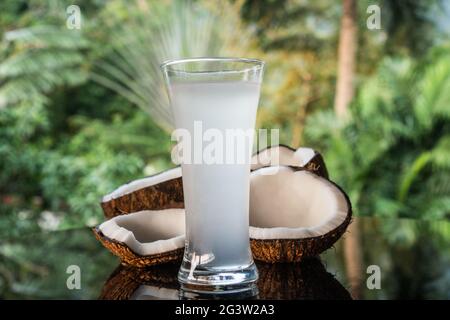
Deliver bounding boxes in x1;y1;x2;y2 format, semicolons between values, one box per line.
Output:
99;264;179;300
249;166;351;263
257;259;351;300
93;209;185;267
101;167;183;219
251;144;328;178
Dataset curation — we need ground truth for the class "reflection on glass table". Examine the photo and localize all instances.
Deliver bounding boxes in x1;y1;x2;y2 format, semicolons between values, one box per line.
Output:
100;258;352;300
0;217;448;299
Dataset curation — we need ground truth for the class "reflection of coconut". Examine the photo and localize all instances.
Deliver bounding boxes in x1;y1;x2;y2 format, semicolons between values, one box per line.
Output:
93;209;184;267
250;166;351;263
257;258;352;300
99;266;140;300
99;264;179;300
100;259;351;300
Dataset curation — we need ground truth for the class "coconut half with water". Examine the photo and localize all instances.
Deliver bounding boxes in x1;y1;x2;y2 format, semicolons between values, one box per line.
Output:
93;209;185;267
95;145;349;265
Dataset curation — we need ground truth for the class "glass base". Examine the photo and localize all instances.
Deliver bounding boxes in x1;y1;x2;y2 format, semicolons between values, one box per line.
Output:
178;261;258;296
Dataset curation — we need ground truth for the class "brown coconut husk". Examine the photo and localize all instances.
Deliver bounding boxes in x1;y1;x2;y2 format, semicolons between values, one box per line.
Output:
251;213;351;263
303;152;328;179
101;174;183;219
93;227;184;267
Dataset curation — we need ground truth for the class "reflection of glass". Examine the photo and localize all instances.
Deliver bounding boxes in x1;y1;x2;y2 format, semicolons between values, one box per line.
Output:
161;58;264;293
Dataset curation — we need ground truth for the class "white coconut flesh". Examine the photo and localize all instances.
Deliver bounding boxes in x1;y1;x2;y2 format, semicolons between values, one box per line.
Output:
99;209;185;256
251;146;316;170
249;166;349;240
102;167;182;202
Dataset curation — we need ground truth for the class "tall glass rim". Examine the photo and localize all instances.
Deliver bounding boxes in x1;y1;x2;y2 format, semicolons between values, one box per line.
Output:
160;57;264;75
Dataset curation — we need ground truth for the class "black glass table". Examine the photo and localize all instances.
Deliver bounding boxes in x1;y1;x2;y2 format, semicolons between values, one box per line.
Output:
0;217;448;299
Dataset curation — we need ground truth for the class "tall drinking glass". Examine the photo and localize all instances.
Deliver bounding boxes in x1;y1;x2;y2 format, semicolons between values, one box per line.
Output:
161;58;264;294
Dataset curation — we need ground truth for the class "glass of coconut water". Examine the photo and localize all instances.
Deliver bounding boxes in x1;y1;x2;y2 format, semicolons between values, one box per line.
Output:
161;58;264;294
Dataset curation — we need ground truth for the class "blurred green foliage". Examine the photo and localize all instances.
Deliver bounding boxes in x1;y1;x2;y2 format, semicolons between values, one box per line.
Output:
0;228;117;298
305;48;450;219
0;0;172;235
0;0;449;239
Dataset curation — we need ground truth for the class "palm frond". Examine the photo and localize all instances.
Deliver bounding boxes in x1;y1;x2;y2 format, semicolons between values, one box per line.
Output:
306;47;450;220
422;197;450;220
0;25;88;109
4;26;89;49
92;0;253;132
431;135;450;169
397;151;432;202
414;53;450;130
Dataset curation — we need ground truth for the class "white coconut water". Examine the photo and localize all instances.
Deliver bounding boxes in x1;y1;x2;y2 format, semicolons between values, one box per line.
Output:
169;81;261;270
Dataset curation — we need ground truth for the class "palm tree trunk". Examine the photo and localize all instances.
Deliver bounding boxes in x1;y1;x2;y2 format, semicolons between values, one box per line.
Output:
335;0;362;299
334;0;357;119
343;218;363;299
136;0;149;12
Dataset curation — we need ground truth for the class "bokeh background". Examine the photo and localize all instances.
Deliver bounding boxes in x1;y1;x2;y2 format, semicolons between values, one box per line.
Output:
0;0;449;299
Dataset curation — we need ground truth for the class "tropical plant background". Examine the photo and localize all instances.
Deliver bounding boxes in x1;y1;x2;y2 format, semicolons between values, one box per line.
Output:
0;0;449;299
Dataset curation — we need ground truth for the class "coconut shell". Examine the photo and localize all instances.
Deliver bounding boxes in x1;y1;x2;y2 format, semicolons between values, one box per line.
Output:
251;212;351;263
93;227;184;267
304;152;328;179
99;264;179;300
256;259;351;300
252;144;329;178
101;175;184;219
250;174;352;263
